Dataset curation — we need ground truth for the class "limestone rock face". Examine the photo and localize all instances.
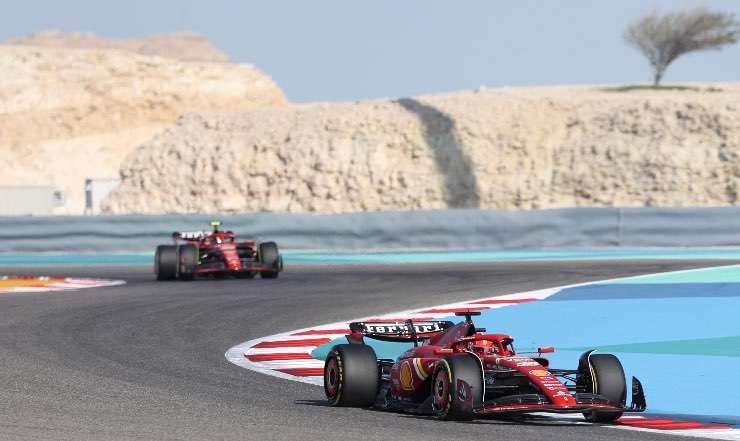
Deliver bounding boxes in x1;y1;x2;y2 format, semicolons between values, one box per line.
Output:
0;44;287;213
102;84;740;214
5;29;229;63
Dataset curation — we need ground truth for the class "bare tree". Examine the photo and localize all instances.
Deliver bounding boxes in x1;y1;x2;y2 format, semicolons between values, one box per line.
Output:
623;7;740;86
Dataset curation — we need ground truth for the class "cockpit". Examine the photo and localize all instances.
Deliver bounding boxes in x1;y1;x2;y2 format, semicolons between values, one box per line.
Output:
466;336;516;356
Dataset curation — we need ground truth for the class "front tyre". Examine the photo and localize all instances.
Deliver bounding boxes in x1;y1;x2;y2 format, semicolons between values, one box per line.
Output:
579;353;627;422
259;242;281;279
324;344;379;407
431;354;483;421
155;245;178;281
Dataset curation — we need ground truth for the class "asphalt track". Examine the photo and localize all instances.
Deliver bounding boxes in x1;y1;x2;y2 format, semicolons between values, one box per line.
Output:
1;260;734;441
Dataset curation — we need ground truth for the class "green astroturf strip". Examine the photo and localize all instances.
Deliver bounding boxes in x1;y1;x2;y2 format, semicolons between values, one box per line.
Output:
600;264;740;284
565;336;740;357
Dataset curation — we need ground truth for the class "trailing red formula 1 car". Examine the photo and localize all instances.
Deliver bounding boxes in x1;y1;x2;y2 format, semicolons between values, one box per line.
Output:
154;221;283;281
323;311;646;422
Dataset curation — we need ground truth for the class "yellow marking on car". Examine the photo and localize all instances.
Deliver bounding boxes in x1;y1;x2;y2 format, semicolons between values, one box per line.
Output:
414;357;430;379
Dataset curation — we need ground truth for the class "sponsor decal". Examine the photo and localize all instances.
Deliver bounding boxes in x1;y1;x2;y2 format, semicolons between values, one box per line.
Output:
414;323;445;333
496;357;540;367
363;321;446;335
178;231;206;240
400;361;414;390
529;369;551;377
365;324;400;334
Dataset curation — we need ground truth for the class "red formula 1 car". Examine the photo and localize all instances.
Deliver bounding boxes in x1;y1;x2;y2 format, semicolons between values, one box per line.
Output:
323;311;646;422
154;221;283;281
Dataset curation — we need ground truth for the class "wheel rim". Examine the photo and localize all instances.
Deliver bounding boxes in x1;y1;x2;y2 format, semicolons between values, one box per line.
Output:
325;358;339;397
433;369;449;411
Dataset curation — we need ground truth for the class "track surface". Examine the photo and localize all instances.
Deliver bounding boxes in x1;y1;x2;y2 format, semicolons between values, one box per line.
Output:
0;260;732;440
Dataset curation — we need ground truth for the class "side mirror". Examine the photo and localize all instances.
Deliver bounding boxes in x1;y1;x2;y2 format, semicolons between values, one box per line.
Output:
538;347;555;353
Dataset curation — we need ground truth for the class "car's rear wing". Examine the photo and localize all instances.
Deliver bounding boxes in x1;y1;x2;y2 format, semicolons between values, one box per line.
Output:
172;231;208;241
346;319;454;345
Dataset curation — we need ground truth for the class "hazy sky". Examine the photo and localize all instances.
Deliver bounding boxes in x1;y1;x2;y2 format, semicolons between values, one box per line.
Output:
3;0;740;103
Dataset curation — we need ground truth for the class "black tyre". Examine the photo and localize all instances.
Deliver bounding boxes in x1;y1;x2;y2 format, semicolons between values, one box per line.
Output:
259;242;280;279
580;353;627;422
431;354;483;421
177;245;197;281
324;344;379;407
155;245;178;281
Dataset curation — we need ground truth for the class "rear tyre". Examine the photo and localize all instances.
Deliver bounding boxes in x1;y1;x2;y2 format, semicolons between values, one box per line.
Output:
155;245;178;281
177;245;197;281
580;353;627;422
432;355;482;421
259;242;280;279
324;344;379;407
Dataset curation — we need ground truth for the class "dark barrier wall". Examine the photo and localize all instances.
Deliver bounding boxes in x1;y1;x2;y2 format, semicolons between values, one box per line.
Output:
2;207;740;253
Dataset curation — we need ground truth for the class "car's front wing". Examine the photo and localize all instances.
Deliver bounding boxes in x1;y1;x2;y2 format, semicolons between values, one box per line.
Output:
475;401;643;415
474;376;646;416
195;265;272;273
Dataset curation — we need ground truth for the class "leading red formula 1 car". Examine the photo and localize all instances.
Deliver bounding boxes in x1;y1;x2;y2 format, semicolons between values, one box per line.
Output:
154;221;283;281
323;311;646;422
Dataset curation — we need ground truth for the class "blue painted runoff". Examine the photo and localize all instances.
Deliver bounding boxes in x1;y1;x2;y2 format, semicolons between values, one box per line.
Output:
451;269;740;420
544;283;740;301
0;253;153;267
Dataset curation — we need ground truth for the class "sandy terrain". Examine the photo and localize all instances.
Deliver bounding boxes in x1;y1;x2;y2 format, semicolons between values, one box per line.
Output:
0;42;286;214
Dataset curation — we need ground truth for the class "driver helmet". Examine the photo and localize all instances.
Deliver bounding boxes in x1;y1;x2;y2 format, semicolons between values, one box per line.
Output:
469;339;495;355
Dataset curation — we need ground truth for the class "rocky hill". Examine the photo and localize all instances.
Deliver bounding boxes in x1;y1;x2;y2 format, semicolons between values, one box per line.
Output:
0;43;287;214
101;84;740;215
5;29;229;63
